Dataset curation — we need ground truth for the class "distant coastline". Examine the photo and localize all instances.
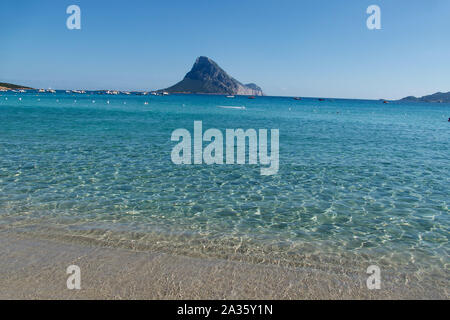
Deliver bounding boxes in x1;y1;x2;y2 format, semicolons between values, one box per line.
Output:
3;86;450;104
0;82;33;91
2;80;450;103
399;91;450;103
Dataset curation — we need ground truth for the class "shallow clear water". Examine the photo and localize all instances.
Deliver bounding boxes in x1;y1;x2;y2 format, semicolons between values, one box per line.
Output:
0;92;448;278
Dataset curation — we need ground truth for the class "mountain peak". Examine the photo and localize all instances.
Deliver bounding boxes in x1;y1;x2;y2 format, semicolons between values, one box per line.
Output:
184;56;226;82
161;57;263;96
191;56;221;71
194;56;215;65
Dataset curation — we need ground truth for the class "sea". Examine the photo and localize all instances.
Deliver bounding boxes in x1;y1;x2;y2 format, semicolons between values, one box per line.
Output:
0;91;448;291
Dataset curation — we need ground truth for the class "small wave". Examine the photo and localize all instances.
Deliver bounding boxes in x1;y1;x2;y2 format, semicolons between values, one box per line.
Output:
217;106;246;110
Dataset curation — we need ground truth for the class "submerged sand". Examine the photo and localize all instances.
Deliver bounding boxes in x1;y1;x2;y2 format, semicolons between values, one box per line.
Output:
0;232;447;299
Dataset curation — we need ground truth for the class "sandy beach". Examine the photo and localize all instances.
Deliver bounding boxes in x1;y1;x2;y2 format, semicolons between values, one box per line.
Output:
0;231;447;300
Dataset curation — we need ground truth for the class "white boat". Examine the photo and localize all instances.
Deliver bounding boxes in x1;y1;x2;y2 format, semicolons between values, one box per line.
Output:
226;95;235;98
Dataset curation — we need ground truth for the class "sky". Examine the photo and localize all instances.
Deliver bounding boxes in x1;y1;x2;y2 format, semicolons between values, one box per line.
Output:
1;0;450;99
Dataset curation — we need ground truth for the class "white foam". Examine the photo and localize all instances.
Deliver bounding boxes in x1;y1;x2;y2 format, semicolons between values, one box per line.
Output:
217;106;246;110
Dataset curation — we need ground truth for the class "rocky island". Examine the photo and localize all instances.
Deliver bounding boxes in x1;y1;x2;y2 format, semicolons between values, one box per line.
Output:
159;56;263;96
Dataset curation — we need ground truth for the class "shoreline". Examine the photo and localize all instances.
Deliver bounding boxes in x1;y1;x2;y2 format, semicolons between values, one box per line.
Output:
0;231;447;299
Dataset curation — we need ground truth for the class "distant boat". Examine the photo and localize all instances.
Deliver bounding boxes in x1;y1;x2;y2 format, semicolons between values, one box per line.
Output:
318;98;325;101
383;100;389;104
248;96;256;99
162;91;169;95
226;95;235;98
293;97;302;100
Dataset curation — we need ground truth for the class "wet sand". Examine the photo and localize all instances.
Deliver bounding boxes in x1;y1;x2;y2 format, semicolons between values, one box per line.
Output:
0;232;446;299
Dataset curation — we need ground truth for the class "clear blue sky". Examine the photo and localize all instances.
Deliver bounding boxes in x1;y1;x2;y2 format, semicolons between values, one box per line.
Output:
1;0;449;99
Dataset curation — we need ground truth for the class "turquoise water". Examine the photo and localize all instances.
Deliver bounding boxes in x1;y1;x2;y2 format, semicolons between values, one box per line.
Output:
0;92;449;278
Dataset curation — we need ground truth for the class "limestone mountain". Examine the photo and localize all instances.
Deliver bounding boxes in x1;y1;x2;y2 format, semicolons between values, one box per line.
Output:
161;57;263;96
